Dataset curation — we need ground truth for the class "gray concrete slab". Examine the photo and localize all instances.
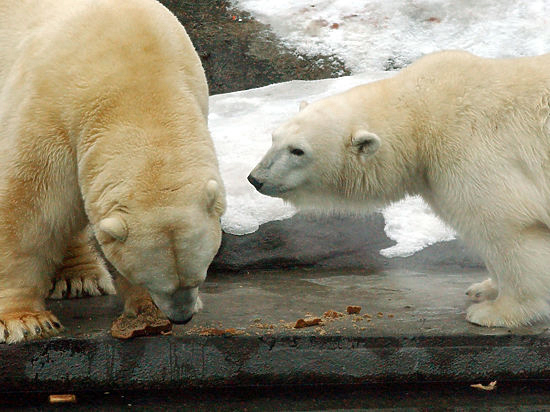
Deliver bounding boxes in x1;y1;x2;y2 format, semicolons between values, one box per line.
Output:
1;266;549;392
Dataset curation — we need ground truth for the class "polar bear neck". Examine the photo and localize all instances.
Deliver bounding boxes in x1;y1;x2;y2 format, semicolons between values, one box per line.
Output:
339;78;427;205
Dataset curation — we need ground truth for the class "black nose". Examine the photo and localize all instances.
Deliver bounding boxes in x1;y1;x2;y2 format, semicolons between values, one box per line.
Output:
170;314;193;325
247;174;263;190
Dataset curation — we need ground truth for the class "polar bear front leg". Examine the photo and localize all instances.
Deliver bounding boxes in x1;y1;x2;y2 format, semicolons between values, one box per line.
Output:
466;225;550;327
49;227;115;299
0;262;64;344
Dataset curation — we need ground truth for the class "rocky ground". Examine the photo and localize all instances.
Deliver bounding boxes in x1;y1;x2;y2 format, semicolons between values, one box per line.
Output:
160;0;349;94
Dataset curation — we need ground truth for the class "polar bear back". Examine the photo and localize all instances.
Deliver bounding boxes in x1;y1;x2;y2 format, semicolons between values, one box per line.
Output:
0;0;208;116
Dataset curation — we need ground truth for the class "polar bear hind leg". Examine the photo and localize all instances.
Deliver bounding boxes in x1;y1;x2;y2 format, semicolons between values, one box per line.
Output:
466;223;550;327
49;228;115;299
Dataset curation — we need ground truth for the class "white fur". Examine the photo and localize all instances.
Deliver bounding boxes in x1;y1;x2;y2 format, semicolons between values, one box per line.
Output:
250;50;550;327
0;0;225;343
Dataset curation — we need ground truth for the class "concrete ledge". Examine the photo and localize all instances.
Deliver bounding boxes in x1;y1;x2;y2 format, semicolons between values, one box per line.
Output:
2;329;550;392
2;268;549;392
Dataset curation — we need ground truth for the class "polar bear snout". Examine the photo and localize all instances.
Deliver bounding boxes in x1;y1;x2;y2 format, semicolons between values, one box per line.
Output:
150;286;200;324
247;174;264;191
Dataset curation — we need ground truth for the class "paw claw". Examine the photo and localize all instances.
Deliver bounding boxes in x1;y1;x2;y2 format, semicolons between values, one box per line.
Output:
0;311;64;344
49;263;115;300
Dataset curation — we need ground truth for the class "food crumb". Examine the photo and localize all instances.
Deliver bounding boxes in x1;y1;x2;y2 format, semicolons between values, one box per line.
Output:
471;381;497;391
254;323;275;329
323;310;344;319
198;327;245;336
49;394;76;404
346;305;362;314
294;317;322;329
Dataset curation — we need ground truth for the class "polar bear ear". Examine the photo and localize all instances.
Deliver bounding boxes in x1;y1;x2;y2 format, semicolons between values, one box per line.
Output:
206;179;220;212
299;101;309;111
351;130;381;157
99;216;128;242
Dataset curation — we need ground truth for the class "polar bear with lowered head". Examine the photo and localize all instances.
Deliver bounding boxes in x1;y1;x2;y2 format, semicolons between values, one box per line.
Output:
0;0;225;344
249;50;550;328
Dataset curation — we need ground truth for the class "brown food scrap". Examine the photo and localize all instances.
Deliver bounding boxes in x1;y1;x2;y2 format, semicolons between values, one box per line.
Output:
363;313;372;319
199;328;244;336
254;323;275;329
377;312;384;318
330;23;340;29
426;17;441;23
388;314;395;319
346;305;362;315
323;310;344;319
294;317;322;329
470;381;497;391
49;394;76;404
110;301;172;340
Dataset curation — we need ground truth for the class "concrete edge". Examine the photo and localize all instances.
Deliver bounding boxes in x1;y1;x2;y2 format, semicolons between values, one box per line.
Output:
2;332;549;392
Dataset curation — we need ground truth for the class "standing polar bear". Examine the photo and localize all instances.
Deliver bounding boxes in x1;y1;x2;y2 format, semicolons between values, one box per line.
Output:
0;0;225;343
249;50;550;328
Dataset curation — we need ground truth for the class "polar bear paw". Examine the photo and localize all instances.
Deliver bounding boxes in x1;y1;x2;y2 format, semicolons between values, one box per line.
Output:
466;278;498;302
0;311;63;344
49;261;115;299
466;297;549;328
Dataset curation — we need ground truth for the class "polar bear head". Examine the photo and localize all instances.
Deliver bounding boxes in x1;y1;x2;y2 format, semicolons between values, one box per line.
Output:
247;94;405;213
81;121;226;324
94;177;225;324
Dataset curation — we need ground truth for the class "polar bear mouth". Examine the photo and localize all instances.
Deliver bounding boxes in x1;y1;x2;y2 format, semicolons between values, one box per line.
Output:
247;173;296;198
149;287;199;324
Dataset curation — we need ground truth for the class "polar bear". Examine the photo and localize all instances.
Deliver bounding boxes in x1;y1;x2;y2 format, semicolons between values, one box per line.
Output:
0;0;225;344
249;50;550;328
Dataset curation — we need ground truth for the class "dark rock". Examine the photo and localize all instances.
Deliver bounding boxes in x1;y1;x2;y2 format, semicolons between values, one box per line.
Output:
160;0;350;94
211;213;484;273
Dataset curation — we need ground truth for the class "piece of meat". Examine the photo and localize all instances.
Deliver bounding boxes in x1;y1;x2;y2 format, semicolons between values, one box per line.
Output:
111;300;172;339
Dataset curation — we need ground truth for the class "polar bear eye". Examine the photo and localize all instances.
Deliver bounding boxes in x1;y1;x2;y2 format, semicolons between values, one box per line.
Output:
289;147;305;156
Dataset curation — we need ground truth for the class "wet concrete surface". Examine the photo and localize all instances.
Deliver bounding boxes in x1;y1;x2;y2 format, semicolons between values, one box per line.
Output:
1;267;549;393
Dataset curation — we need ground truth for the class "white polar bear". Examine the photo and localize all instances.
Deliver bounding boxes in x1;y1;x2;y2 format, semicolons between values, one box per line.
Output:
249;50;550;328
0;0;225;344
